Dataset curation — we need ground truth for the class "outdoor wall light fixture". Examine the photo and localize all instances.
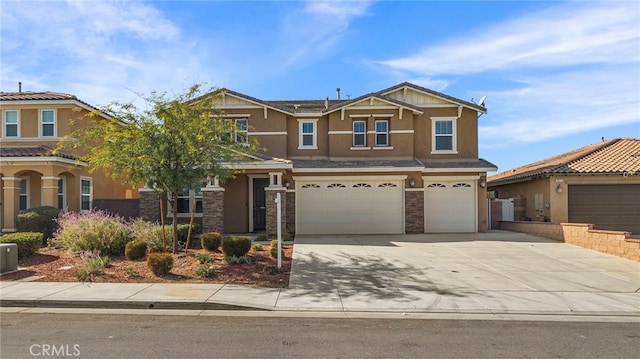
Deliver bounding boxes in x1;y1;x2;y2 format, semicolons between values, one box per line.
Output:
284;180;290;188
479;180;486;188
409;178;416;188
556;184;563;193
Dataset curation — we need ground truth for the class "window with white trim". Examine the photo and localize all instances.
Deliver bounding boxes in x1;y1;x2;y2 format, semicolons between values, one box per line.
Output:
41;109;56;137
4;110;19;137
353;120;366;147
80;177;92;211
57;177;66;210
375;120;389;147
19;178;28;210
235;118;248;143
298;120;317;149
432;118;457;153
174;182;206;215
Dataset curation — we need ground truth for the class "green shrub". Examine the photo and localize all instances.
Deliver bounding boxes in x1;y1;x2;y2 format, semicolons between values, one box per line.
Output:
195;252;214;264
125;267;141;278
0;232;43;257
236;254;252;264
251;243;263;251
269;239;282;258
72;250;109;282
200;232;223;251
16;206;61;244
147;253;174;276
195;266;217;278
55;210;130;256
125;240;147;260
224;256;238;264
256;232;268;241
129;219;166;252
263;264;279;275
222;236;252;258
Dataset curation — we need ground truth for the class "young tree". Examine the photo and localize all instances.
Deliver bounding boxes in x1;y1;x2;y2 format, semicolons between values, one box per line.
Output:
60;84;257;253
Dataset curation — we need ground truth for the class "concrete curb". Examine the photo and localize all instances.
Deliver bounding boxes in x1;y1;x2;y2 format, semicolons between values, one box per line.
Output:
0;299;269;311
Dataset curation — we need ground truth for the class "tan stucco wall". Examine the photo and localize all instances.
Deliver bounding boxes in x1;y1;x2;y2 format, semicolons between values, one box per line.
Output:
222;174;249;233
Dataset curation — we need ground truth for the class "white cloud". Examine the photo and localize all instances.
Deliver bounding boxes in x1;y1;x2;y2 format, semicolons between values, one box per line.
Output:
374;1;640;145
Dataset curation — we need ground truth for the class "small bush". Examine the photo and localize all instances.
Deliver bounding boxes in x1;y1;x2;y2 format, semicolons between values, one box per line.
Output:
125;267;141;278
263;265;279;275
200;232;223;251
196;266;217;278
55;210;130;256
256;232;268;241
72;250;109;282
147;253;174;276
251;243;263;251
236;255;252;265
16;206;61;244
222;236;252;258
0;232;43;257
195;252;214;264
269;239;282;258
224;256;238;264
125;240;147;260
129;219;166;252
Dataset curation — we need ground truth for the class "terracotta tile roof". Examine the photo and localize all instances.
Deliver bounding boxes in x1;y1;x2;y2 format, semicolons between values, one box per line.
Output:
0;91;78;101
488;138;640;185
0;145;79;161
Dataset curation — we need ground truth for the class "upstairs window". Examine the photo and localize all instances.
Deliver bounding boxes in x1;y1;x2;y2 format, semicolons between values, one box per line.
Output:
298;120;317;149
41;109;56;137
4;110;19;137
353;121;366;147
432;118;457;153
375;120;389;147
235;119;248;144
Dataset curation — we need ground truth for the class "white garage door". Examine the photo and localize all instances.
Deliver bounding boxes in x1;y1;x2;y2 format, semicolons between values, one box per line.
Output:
424;179;477;232
296;177;404;234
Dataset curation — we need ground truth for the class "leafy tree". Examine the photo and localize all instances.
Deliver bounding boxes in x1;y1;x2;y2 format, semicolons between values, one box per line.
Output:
59;84;257;253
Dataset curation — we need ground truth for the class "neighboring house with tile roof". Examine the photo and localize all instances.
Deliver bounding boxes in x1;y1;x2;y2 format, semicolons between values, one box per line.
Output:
139;82;497;236
488;138;640;234
0;91;138;233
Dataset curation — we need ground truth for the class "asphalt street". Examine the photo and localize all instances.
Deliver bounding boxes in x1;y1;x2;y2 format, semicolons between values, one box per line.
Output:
2;312;638;358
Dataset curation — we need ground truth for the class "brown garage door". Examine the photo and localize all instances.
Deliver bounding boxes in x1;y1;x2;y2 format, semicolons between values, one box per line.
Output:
568;185;640;234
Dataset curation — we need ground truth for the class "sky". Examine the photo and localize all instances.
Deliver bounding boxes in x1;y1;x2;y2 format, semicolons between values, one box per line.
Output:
1;0;639;173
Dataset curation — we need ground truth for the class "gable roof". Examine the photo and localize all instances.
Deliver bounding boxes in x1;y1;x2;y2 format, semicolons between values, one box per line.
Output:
0;91;116;122
377;82;487;113
488;138;640;186
323;92;425;115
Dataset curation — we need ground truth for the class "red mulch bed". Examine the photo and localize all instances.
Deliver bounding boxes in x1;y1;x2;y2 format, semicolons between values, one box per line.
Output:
0;244;292;288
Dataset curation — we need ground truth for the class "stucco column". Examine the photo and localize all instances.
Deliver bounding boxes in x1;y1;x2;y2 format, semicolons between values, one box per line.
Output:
41;176;60;208
265;187;286;238
2;177;21;232
202;186;225;233
405;188;424;234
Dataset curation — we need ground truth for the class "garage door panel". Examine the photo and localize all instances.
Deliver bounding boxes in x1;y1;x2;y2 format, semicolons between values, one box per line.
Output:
568;184;640;234
296;179;403;234
424;181;476;233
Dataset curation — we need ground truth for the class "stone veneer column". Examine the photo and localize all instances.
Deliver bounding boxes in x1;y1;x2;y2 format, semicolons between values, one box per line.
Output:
285;190;295;239
202;186;225;233
138;188;161;223
405;189;424;234
265;187;286;238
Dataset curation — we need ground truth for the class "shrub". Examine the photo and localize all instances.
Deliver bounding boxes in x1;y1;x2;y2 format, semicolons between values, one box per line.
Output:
129;219;166;251
195;266;217;278
0;232;43;257
195;252;214;264
236;254;252;265
16;206;61;244
251;243;263;251
222;236;252;258
125;240;147;260
125;267;141;278
263;264;279;275
200;232;223;251
72;250;109;282
147;253;173;276
55;210;130;256
269;239;282;258
256;232;268;241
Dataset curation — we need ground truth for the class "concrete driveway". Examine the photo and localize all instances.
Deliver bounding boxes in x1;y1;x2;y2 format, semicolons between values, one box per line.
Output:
287;231;640;314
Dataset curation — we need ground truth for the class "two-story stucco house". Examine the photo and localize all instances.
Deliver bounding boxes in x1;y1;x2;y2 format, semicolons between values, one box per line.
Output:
0;90;139;233
139;82;497;237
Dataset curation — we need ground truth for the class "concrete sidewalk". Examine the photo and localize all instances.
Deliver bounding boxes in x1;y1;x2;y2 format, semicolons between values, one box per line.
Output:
1;231;639;317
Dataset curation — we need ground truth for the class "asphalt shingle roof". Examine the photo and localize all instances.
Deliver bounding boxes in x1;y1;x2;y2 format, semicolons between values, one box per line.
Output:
488;138;640;185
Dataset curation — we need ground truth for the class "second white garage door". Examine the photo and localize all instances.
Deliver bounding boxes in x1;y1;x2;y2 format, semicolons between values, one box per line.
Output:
424;178;477;233
295;177;404;234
